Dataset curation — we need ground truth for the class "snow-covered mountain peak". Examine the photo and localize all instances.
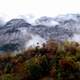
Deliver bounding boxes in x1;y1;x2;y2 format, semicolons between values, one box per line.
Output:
35;16;59;26
0;14;80;52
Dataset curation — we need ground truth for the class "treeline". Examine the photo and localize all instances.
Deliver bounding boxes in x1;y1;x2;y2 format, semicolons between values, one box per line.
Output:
0;40;80;80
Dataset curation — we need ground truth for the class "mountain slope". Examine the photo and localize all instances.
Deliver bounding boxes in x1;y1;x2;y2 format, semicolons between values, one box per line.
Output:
0;14;80;52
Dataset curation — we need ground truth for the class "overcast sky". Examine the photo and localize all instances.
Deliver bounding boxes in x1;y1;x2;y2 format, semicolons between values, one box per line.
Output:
0;0;80;21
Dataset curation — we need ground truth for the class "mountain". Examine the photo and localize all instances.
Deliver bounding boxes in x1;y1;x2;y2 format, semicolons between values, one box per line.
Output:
0;19;32;51
0;14;80;52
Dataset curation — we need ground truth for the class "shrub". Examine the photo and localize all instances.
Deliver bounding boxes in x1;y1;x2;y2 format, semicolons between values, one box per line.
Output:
1;74;13;80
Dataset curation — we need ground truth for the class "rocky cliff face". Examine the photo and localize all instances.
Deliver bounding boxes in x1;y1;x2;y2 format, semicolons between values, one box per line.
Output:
0;14;80;52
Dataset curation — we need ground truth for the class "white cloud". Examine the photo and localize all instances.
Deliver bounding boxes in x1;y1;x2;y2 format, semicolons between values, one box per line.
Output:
0;0;80;21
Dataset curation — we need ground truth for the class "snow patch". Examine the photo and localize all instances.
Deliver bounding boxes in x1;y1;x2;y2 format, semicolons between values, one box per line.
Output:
69;34;80;42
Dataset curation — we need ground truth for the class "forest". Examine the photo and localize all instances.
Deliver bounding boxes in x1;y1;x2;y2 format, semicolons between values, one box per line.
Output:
0;40;80;80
